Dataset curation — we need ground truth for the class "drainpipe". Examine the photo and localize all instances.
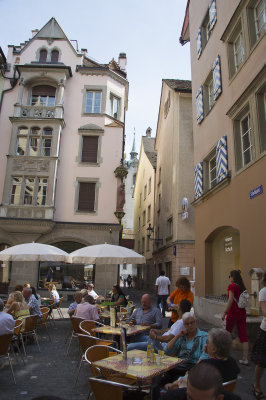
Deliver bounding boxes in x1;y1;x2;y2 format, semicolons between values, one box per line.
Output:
0;64;20;112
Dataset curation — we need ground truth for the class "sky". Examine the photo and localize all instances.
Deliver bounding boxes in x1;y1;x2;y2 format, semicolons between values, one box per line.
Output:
0;0;191;158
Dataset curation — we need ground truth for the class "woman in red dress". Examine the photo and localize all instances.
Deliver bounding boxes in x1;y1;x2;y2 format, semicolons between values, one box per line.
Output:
222;269;249;365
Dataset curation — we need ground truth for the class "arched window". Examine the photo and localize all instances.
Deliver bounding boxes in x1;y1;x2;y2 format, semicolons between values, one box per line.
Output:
31;85;56;106
51;50;59;63
39;49;47;63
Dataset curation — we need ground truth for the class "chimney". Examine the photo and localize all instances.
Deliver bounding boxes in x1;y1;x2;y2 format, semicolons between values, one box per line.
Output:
31;29;39;38
81;48;88;56
146;127;152;137
118;52;127;72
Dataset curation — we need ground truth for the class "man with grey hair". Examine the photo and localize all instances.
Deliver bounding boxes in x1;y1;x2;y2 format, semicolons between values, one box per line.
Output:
0;298;15;335
23;287;42;321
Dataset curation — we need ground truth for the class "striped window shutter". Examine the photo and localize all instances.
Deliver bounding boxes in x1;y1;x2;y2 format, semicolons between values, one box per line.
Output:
196;86;204;124
196;29;202;59
212;55;222;100
209;0;217;31
194;162;203;199
216;136;228;182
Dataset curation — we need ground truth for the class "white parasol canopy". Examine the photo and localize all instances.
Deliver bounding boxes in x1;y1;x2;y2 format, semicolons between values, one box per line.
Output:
0;243;69;262
67;243;145;265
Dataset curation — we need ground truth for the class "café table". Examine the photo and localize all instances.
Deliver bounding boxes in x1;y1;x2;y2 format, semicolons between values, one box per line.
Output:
92;349;183;386
93;324;149;337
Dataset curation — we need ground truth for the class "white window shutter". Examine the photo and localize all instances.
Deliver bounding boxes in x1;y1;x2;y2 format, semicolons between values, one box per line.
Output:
196;28;202;59
196;86;204;124
209;0;217;31
212;55;222;100
216;136;228;182
194;162;203;199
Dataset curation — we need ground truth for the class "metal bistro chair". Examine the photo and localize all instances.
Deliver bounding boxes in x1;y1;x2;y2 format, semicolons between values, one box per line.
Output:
75;334;114;384
12;319;25;363
0;333;16;384
52;297;64;319
79;319;105;336
89;377;145;400
84;345;137;385
20;314;40;355
66;316;85;354
222;379;237;393
37;307;51;341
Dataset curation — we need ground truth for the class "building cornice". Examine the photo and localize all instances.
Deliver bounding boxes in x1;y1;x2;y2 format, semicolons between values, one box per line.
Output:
16;64;72;77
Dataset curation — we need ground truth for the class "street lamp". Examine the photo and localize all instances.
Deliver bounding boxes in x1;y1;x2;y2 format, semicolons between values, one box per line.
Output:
146;223;163;244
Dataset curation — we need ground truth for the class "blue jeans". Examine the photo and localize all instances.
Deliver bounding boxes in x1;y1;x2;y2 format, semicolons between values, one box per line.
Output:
157;295;168;317
127;334;150;351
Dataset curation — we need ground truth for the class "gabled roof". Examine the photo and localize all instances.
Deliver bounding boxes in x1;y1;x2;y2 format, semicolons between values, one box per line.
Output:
11;17;78;55
180;0;190;45
163;79;191;92
142;137;157;168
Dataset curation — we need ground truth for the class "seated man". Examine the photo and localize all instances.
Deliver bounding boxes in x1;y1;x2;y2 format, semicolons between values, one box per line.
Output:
0;298;15;335
23;287;43;322
161;362;241;400
127;294;162;350
87;284;99;300
68;292;82;317
74;294;99;321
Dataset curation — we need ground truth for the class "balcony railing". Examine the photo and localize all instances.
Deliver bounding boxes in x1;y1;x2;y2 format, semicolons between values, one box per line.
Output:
13;104;64;119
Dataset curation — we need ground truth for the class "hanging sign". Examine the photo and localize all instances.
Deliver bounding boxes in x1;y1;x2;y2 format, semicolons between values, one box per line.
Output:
250;185;263;199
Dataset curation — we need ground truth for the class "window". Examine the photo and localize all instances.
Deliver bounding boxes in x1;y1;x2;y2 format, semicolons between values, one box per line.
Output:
139;193;142;208
142;237;145;254
39;49;47;63
138;217;140;231
234;108;254;171
254;0;266;39
10;177;48;206
51;50;59;63
228;23;245;78
144;184;147;200
158;167;161;184
142;210;146;226
148;177;151;194
147;205;151;222
16;126;53;157
204;149;217;190
197;0;217;57
203;73;214;114
167;217;173;238
85;91;102;113
31;85;56;106
257;90;266;153
78;182;96;212
81;136;98;163
158;193;161;213
109;94;120;119
234;32;245;71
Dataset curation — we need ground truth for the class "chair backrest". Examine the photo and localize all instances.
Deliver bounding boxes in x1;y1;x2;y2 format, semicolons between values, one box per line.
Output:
79;320;104;336
0;333;13;356
40;308;50;324
40;306;49;315
89;377;124;400
70;316;85;334
22;314;39;333
13;319;23;336
85;345;121;377
222;379;237;393
77;334;113;355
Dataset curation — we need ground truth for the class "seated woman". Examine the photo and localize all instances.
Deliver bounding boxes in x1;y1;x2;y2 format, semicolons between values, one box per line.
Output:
6;284;23;307
30;286;41;306
164;328;240;393
6;291;30;332
48;283;60;307
111;285;127;307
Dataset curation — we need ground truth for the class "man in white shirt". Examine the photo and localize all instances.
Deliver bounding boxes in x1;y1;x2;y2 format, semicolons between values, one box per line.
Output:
87;284;99;300
155;270;171;317
0;298;15;336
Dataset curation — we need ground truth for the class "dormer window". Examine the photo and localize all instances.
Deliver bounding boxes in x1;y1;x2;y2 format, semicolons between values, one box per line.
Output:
31;85;56;106
51;50;59;63
39;49;47;63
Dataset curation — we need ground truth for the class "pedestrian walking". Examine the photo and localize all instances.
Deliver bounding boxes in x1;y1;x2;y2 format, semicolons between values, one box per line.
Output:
127;274;133;288
222;269;249;365
155;270;171;317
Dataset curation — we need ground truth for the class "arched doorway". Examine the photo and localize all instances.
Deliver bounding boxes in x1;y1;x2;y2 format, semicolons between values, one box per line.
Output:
205;227;240;296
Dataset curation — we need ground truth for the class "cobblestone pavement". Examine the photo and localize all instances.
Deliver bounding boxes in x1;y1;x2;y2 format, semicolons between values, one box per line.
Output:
0;287;265;400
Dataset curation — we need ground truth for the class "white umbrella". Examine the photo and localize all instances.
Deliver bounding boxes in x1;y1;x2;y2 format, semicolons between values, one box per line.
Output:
0;243;68;262
67;243;145;265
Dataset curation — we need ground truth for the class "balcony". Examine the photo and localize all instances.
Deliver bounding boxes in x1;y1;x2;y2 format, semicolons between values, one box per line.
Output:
13;104;64;119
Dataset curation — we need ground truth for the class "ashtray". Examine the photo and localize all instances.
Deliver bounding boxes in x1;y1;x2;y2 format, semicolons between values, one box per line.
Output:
132;357;143;365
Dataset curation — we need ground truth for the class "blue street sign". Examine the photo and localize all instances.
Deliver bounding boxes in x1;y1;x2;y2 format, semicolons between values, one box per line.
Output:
250;185;263;199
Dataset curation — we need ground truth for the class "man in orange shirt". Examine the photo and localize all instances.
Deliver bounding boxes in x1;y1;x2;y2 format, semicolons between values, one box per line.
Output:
167;277;194;325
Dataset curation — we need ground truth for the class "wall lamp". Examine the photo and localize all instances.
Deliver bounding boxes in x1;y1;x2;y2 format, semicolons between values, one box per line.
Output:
146;223;163;244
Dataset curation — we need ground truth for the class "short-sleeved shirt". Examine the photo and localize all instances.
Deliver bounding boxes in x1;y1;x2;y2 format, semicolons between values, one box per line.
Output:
169;289;194;322
155;276;171;295
0;312;15;335
68;301;78;314
227;283;246;316
129;306;163;328
259;286;266;331
88;289;98;300
74;302;99;321
27;294;42;318
163;318;184;337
